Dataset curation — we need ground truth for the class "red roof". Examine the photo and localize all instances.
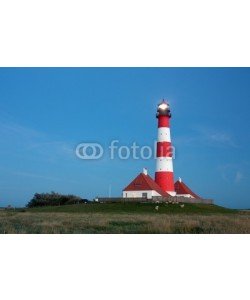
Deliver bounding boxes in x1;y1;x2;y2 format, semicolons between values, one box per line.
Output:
123;173;170;197
174;180;200;199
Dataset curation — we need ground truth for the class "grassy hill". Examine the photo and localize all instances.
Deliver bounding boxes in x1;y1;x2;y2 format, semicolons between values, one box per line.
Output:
1;203;249;234
26;202;236;214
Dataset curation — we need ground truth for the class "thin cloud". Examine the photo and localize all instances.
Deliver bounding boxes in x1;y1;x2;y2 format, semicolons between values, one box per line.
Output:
10;170;79;184
207;132;237;148
0;121;44;139
0;111;44;139
27;141;74;158
217;163;245;184
11;171;60;181
174;127;238;148
235;171;243;183
0;113;74;161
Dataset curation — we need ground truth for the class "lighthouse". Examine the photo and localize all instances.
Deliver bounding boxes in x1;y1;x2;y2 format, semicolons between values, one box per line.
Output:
122;98;207;203
155;100;176;196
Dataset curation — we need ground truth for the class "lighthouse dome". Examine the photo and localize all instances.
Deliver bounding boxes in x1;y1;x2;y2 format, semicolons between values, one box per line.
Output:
157;100;171;118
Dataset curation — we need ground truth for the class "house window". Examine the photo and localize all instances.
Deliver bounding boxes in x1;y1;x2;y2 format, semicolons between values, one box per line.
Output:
142;193;147;198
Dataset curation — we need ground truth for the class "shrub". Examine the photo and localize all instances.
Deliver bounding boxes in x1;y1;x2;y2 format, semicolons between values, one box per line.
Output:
26;192;86;208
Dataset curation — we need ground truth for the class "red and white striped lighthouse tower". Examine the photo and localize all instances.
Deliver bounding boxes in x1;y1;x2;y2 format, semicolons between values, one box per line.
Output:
155;100;176;196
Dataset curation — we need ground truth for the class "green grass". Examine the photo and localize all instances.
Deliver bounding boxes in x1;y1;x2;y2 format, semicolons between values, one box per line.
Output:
1;203;248;234
25;202;236;215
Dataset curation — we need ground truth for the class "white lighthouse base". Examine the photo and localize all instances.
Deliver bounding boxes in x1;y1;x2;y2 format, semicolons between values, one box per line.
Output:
167;191;177;196
176;194;194;198
123;190;162;199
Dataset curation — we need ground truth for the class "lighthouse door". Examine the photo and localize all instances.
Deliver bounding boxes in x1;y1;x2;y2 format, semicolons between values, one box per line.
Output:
142;192;148;199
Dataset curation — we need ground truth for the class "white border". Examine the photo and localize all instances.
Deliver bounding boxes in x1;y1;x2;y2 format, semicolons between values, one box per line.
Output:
0;0;249;66
0;235;249;300
0;1;249;299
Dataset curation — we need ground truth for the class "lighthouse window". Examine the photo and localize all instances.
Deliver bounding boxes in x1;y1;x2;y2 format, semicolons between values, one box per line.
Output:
142;193;147;198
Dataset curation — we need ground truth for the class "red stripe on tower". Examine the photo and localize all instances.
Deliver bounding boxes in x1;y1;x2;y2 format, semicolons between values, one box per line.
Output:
158;115;170;128
156;142;173;157
155;100;176;196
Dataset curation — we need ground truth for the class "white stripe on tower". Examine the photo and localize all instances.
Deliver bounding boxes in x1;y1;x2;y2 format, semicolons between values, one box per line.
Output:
156;157;173;172
155;100;176;196
157;127;171;142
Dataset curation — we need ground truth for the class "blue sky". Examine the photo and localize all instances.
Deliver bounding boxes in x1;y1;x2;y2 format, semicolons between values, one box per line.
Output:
0;68;249;208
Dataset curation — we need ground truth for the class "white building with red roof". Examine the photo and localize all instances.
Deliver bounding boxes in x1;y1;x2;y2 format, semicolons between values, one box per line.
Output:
123;168;170;199
174;178;200;199
123;169;201;200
